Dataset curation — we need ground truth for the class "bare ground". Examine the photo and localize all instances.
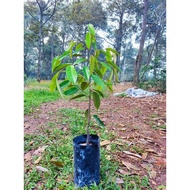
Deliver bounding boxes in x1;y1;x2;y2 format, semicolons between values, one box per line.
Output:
24;82;166;189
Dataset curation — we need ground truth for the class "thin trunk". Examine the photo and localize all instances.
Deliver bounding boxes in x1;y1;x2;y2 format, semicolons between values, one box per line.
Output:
153;43;158;80
116;13;123;68
141;28;160;81
133;0;148;84
37;8;43;83
86;78;92;145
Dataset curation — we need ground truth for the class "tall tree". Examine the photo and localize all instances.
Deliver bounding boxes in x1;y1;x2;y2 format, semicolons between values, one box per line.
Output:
25;0;58;82
133;0;148;84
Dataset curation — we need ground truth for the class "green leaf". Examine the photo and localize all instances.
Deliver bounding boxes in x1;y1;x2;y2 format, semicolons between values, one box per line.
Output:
50;72;59;92
52;56;61;72
81;82;89;91
106;79;113;92
72;48;84;56
106;48;119;55
107;61;121;72
74;58;87;65
59;80;69;89
92;75;104;87
85;32;91;49
56;79;64;98
105;50;112;62
92;91;100;110
64;86;78;96
93;89;104;97
76;43;83;50
69;94;86;100
85;109;89;119
99;62;112;71
94;68;103;78
88;24;95;35
66;65;77;83
83;66;90;81
67;41;76;51
90;55;95;74
93;115;105;127
53;63;71;72
58;51;70;61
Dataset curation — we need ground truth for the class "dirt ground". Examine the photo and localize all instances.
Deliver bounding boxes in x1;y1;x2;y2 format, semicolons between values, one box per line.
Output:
24;82;166;189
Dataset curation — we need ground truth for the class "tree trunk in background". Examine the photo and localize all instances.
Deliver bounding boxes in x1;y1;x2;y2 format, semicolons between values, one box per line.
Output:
133;0;148;84
141;27;160;81
36;0;57;82
37;18;43;83
153;43;158;80
116;12;123;69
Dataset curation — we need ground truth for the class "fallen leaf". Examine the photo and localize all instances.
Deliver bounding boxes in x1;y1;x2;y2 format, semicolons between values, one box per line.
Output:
151;180;157;185
118;123;125;127
142;152;148;160
116;178;124;184
115;141;124;146
145;148;157;154
140;163;153;170
120;128;127;131
118;169;129;175
24;152;32;162
122;161;141;171
106;155;111;160
33;146;48;155
154;158;166;168
150;170;157;179
36;166;48;172
29;141;34;145
50;159;64;167
100;140;111;146
123;151;142;159
34;156;42;164
106;145;111;151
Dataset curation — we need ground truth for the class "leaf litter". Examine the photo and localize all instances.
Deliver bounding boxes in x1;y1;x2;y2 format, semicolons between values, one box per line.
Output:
24;82;166;189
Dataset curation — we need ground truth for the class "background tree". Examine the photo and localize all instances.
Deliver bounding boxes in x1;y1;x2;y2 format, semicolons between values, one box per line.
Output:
133;0;148;84
25;0;58;82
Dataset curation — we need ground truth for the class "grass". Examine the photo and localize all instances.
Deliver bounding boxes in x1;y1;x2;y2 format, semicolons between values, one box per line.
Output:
24;107;153;190
24;80;61;114
24;80;163;189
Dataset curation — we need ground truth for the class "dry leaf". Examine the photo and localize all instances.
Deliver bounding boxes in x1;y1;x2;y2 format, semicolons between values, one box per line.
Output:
50;159;64;167
114;141;124;146
118;169;129;175
106;155;111;160
123;151;142;159
100;140;111;146
116;178;124;184
120;128;127;131
150;170;157;179
154;158;166;167
142;152;148;160
106;145;111;151
122;161;140;171
24;152;32;162
33;146;48;155
145;148;157;154
29;141;34;145
141;163;153;170
118;123;125;127
36;166;48;172
34;156;42;164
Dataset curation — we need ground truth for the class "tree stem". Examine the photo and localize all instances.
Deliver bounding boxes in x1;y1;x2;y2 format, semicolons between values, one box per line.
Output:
86;78;92;145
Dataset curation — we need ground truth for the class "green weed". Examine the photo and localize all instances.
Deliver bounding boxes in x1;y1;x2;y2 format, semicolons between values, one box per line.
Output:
24;89;60;114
